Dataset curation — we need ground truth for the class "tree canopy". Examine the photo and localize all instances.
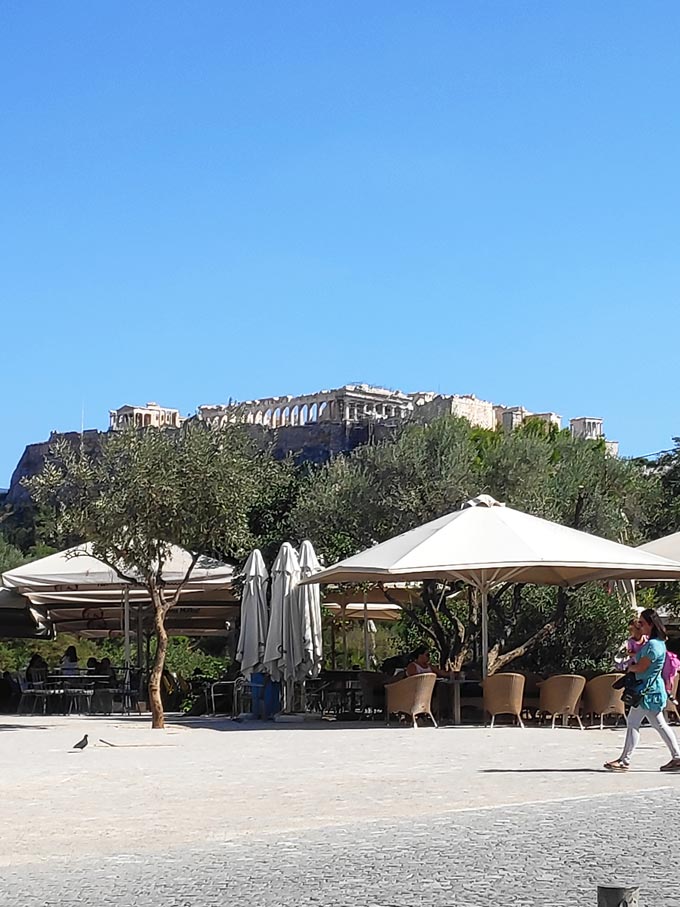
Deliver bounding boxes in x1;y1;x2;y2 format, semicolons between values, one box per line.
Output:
290;417;660;673
23;421;292;727
6;413;677;703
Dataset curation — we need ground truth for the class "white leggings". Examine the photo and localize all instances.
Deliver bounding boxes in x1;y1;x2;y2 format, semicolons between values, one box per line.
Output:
620;706;680;765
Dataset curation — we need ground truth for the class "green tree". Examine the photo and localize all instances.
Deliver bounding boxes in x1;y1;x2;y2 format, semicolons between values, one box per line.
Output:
24;422;278;728
291;417;658;673
0;534;27;574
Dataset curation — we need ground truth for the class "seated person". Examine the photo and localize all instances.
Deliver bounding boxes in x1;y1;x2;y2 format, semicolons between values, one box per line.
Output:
26;653;48;684
405;645;452;678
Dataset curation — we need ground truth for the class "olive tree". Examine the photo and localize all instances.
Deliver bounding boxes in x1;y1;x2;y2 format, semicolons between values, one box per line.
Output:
24;422;280;728
291;417;658;674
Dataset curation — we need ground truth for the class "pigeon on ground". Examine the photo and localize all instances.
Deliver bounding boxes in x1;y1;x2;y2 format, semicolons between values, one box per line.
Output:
72;734;88;750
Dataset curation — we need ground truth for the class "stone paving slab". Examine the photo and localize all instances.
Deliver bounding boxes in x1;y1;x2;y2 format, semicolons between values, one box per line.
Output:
0;792;677;906
1;715;678;905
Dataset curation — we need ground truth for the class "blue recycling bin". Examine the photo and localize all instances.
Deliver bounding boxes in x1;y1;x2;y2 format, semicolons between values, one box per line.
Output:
250;672;266;718
263;677;281;718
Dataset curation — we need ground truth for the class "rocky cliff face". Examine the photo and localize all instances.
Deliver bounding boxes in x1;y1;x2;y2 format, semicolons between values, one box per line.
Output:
5;430;104;509
4;421;397;510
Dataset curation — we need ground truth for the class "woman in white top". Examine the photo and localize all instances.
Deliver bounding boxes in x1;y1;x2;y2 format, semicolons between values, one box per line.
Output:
405;645;452;678
60;646;79;676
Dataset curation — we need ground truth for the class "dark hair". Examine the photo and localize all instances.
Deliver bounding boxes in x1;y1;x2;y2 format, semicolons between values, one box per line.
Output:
640;608;668;641
412;645;430;659
64;646;78;662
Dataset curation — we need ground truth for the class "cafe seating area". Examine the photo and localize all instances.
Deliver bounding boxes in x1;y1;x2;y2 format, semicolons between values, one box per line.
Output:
227;667;672;731
14;667;140;716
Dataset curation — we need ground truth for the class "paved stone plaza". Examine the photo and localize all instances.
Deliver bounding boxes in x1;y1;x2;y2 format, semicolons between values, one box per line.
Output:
1;715;678;905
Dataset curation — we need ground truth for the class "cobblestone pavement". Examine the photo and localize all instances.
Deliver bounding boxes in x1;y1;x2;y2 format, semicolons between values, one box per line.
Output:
1;792;677;906
1;716;678;905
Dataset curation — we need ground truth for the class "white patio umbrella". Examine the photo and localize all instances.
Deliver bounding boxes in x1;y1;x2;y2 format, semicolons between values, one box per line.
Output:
3;543;235;666
296;540;323;680
2;543;234;594
236;549;269;679
301;494;680;676
639;531;680;561
263;542;301;684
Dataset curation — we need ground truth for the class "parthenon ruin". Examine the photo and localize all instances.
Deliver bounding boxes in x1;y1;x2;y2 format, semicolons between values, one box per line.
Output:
198;384;414;429
108;383;617;452
197;384;565;433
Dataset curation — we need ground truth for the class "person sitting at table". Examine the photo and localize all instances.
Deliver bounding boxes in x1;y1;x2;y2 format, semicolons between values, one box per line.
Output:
86;657;100;675
97;657;116;683
60;646;79;676
405;645;452;678
26;653;48;683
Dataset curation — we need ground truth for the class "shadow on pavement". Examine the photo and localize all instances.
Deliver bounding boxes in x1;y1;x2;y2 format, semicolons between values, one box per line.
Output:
0;723;50;731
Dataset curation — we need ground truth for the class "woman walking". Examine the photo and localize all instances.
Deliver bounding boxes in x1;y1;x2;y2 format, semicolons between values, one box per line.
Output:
605;609;680;773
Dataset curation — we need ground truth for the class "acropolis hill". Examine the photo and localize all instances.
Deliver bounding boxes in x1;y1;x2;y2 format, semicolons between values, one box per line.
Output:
4;384;616;509
111;384;615;450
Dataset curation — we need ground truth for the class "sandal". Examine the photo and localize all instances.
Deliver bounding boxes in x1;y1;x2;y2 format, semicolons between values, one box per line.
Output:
604;760;629;772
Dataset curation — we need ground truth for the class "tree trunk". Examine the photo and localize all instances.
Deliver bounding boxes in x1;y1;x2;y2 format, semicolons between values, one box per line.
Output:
148;595;169;729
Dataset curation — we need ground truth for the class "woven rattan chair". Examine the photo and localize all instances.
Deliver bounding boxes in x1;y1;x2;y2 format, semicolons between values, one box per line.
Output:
583;673;626;730
385;673;437;728
538;674;586;729
483;673;525;728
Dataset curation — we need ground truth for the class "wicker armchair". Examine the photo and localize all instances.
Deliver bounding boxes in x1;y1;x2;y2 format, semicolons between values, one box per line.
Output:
385;673;437;728
538;674;586;729
482;673;525;728
582;673;626;730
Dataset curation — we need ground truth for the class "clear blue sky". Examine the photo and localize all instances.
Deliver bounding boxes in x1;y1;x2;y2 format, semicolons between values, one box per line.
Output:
2;2;679;486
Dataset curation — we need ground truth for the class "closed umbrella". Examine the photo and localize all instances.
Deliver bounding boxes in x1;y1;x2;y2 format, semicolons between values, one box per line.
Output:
263;543;301;683
236;550;269;679
301;494;680;676
297;540;323;680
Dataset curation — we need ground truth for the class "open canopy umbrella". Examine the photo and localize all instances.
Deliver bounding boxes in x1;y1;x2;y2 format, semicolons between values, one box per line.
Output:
0;589;53;640
303;494;680;675
236;549;269;679
639;531;680;561
2;543;234;595
2;545;236;653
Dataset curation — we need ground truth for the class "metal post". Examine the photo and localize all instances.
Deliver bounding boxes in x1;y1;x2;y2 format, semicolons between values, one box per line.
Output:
123;587;130;670
363;591;370;669
122;587;131;714
136;604;143;669
597;885;639;907
342;607;348;669
480;585;489;679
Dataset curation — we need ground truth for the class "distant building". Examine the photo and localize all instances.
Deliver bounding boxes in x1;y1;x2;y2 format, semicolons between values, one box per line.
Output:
494;405;561;432
569;416;619;457
199;384;413;429
109;402;183;431
108;386;616;454
412;393;496;430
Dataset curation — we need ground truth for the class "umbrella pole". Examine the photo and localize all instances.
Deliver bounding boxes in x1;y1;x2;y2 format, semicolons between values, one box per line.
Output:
480;585;489;679
363;591;370;669
123;587;131;670
136;605;144;669
330;621;336;669
342;607;348;669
